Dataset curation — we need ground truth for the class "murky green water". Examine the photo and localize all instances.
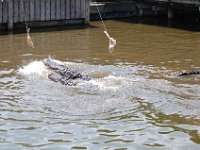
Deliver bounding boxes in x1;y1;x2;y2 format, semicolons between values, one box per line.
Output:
0;18;200;149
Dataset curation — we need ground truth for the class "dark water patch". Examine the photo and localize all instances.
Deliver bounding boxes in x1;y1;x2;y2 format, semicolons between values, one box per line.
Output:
0;24;94;36
115;15;200;32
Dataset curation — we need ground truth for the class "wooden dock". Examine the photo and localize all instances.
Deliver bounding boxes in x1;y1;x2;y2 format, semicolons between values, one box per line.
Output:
141;0;200;7
136;0;200;18
0;0;90;30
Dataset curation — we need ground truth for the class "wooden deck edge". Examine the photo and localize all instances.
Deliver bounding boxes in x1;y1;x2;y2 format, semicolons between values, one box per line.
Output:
0;19;86;31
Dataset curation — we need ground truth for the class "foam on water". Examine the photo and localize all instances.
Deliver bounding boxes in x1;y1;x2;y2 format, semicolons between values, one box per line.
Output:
18;59;129;91
19;60;48;76
16;59;137;114
16;59;200;118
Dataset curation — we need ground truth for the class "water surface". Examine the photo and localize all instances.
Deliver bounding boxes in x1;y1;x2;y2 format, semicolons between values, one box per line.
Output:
0;18;200;149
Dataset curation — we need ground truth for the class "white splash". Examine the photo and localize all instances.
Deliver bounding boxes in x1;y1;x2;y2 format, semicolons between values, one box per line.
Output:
85;75;124;91
18;61;47;76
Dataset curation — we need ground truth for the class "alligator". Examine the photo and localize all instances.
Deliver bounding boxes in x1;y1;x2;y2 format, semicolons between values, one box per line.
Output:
43;58;90;86
178;70;200;76
43;58;199;86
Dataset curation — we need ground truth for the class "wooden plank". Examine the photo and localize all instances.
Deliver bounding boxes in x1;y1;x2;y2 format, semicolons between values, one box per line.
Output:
76;0;81;18
74;0;77;18
0;0;2;23
8;0;14;30
56;0;61;20
25;0;30;22
3;0;8;23
75;0;78;18
65;0;70;19
85;0;90;23
41;0;45;21
70;0;75;19
79;0;83;18
45;0;51;20
30;0;35;22
19;0;24;22
72;0;78;19
50;0;56;20
35;0;41;21
13;0;19;23
81;0;85;18
60;0;65;19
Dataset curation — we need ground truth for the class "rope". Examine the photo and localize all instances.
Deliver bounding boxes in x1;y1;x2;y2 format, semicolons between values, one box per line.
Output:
95;2;107;32
94;1;117;53
21;0;29;32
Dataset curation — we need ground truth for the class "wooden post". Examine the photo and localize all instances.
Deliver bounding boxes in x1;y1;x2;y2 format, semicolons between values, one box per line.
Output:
46;0;51;20
13;0;19;23
80;0;85;18
65;0;70;19
76;0;81;18
35;0;41;21
19;0;24;22
56;0;61;20
30;0;35;22
70;0;75;18
3;0;7;23
25;0;30;22
0;0;2;24
61;0;65;19
85;0;90;24
8;0;14;30
168;7;173;19
137;4;143;17
41;0;45;21
51;0;56;20
153;5;159;16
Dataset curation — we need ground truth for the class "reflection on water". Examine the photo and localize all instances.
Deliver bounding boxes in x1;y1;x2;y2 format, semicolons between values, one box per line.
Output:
0;17;200;149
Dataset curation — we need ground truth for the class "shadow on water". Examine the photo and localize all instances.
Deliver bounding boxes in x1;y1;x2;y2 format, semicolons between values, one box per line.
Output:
114;13;200;32
0;24;97;36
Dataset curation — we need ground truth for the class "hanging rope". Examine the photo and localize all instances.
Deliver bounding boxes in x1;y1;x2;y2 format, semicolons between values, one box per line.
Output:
22;0;34;49
95;2;116;53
